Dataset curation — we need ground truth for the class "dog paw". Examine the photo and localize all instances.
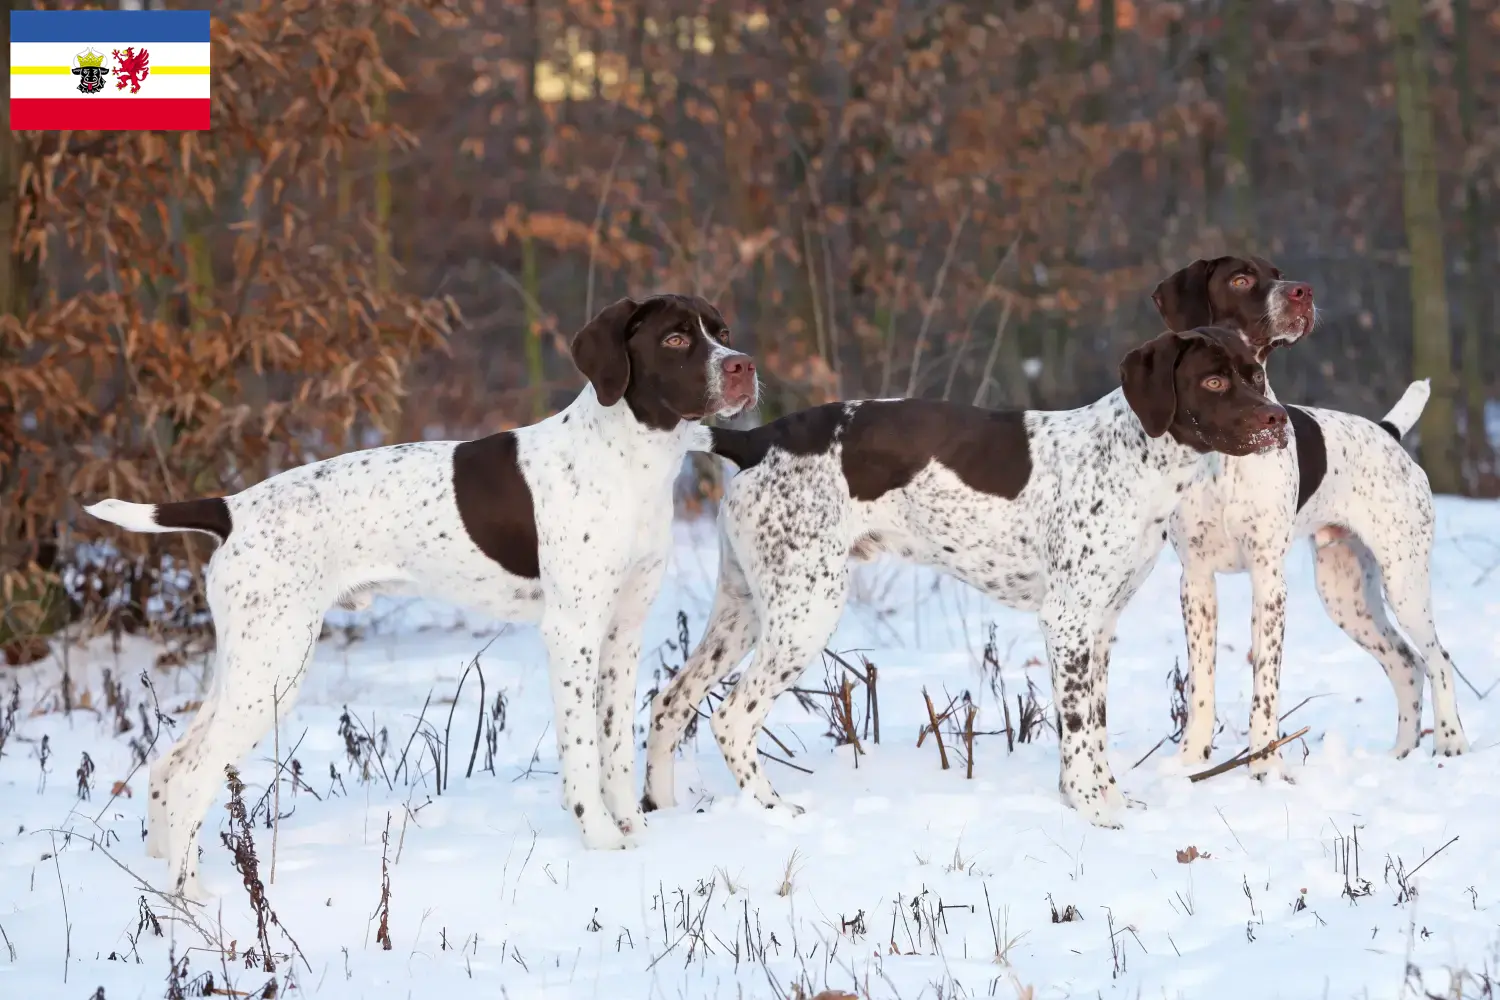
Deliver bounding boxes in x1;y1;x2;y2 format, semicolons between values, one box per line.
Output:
771;799;807;817
1251;758;1294;785
1064;789;1124;830
580;823;633;851
1434;729;1469;757
611;807;647;837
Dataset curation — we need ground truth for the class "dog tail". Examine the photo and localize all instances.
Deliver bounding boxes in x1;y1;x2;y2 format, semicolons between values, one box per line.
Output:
84;497;233;544
1378;379;1431;440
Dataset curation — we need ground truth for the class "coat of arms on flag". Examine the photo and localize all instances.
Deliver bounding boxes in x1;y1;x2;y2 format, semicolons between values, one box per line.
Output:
70;47;109;95
10;10;210;131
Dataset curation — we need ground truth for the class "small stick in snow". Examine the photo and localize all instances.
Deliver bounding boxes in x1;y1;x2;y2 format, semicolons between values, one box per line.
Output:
963;699;977;780
1187;726;1310;783
920;688;950;770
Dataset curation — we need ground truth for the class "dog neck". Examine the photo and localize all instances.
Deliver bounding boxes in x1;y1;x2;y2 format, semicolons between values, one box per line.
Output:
564;383;702;469
1101;388;1217;483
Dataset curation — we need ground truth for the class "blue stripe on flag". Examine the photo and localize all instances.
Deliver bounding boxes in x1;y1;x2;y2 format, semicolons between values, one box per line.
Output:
10;10;210;44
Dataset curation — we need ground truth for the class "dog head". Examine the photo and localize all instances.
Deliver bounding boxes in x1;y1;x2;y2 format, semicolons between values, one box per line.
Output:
570;294;758;431
1151;256;1314;362
1120;325;1289;457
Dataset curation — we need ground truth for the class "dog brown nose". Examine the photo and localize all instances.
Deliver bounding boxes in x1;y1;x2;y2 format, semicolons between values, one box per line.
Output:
722;356;754;379
1263;406;1289;429
1285;282;1312;304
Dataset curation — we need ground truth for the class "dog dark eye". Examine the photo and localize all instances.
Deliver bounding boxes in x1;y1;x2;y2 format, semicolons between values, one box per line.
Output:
663;332;691;349
717;329;731;345
1201;375;1229;392
1229;275;1253;290
1252;371;1265;386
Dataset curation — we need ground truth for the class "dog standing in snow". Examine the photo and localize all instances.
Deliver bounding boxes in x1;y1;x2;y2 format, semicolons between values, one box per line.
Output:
644;324;1289;828
85;294;757;898
1150;257;1468;771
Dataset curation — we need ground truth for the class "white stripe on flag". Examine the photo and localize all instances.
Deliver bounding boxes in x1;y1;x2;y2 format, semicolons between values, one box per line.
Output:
10;73;209;100
9;41;211;70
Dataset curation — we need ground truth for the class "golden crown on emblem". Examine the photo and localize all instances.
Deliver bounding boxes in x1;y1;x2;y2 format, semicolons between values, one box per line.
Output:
74;48;106;69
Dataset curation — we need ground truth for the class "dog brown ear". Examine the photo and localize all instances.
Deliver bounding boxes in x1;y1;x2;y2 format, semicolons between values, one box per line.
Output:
1120;331;1192;438
1151;259;1219;332
570;297;640;406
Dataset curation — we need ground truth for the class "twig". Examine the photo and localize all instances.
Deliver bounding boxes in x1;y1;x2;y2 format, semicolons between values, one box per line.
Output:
1404;835;1460;881
1188;726;1310;783
443;635;499;793
944;236;1019;402
906;205;970;398
920;688;950;770
973;289;1017;408
1277;693;1331;724
1130;736;1169;770
49;833;71;983
963;700;977;780
466;661;487;780
584;138;627;322
758;748;813;775
374;813;393;951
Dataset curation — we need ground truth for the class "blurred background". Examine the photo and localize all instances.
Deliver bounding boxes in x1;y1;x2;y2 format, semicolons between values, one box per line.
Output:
2;0;1498;663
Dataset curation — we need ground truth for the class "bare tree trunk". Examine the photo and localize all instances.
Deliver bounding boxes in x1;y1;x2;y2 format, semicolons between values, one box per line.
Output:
1453;0;1494;484
1391;0;1461;494
1222;0;1253;245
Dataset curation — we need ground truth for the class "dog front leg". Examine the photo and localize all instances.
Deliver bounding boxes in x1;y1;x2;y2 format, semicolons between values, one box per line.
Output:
1041;597;1121;829
1245;547;1291;781
541;604;628;850
595;557;667;837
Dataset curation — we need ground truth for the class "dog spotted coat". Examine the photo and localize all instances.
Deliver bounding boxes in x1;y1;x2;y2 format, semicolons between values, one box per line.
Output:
644;326;1289;828
1151;261;1469;772
84;294;757;899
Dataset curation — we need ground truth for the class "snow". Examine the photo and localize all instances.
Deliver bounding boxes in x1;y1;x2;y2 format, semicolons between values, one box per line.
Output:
2;497;1499;1000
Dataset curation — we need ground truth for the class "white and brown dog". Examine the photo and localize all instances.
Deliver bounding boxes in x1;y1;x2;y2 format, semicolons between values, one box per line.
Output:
1151;256;1468;773
644;325;1289;827
85;293;757;898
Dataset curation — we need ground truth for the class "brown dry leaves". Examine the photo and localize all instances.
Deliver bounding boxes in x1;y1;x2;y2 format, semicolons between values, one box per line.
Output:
2;0;460;611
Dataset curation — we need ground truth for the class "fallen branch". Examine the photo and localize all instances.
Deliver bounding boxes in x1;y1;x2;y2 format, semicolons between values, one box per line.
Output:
1188;726;1310;783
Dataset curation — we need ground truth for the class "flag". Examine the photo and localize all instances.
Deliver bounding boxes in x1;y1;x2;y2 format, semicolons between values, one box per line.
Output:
10;10;211;131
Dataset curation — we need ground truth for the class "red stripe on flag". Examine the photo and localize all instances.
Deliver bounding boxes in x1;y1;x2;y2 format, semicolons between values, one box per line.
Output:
11;99;210;131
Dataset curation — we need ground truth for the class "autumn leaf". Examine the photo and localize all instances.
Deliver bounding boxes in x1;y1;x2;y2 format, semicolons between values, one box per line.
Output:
1176;846;1210;864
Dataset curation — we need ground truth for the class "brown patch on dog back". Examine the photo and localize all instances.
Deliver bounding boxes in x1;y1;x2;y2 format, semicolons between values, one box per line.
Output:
452;431;541;579
839;400;1032;502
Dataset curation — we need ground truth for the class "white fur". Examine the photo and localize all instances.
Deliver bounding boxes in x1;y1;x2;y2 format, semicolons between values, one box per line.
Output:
85;499;182;535
645;389;1261;829
87;327;752;900
1172;376;1467;776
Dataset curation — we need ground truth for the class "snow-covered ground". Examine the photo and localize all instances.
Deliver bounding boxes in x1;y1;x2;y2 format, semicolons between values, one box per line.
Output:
2;498;1499;999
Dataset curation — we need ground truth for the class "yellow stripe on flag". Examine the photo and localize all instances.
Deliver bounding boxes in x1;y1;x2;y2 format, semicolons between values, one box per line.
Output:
10;65;209;75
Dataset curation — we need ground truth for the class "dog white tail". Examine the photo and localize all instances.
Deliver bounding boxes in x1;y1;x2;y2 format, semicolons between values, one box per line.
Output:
84;497;233;542
1380;379;1431;439
85;499;170;533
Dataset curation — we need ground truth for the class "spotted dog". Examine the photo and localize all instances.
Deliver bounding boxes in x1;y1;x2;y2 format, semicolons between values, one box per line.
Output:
84;294;757;898
643;326;1288;828
1151;257;1468;774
